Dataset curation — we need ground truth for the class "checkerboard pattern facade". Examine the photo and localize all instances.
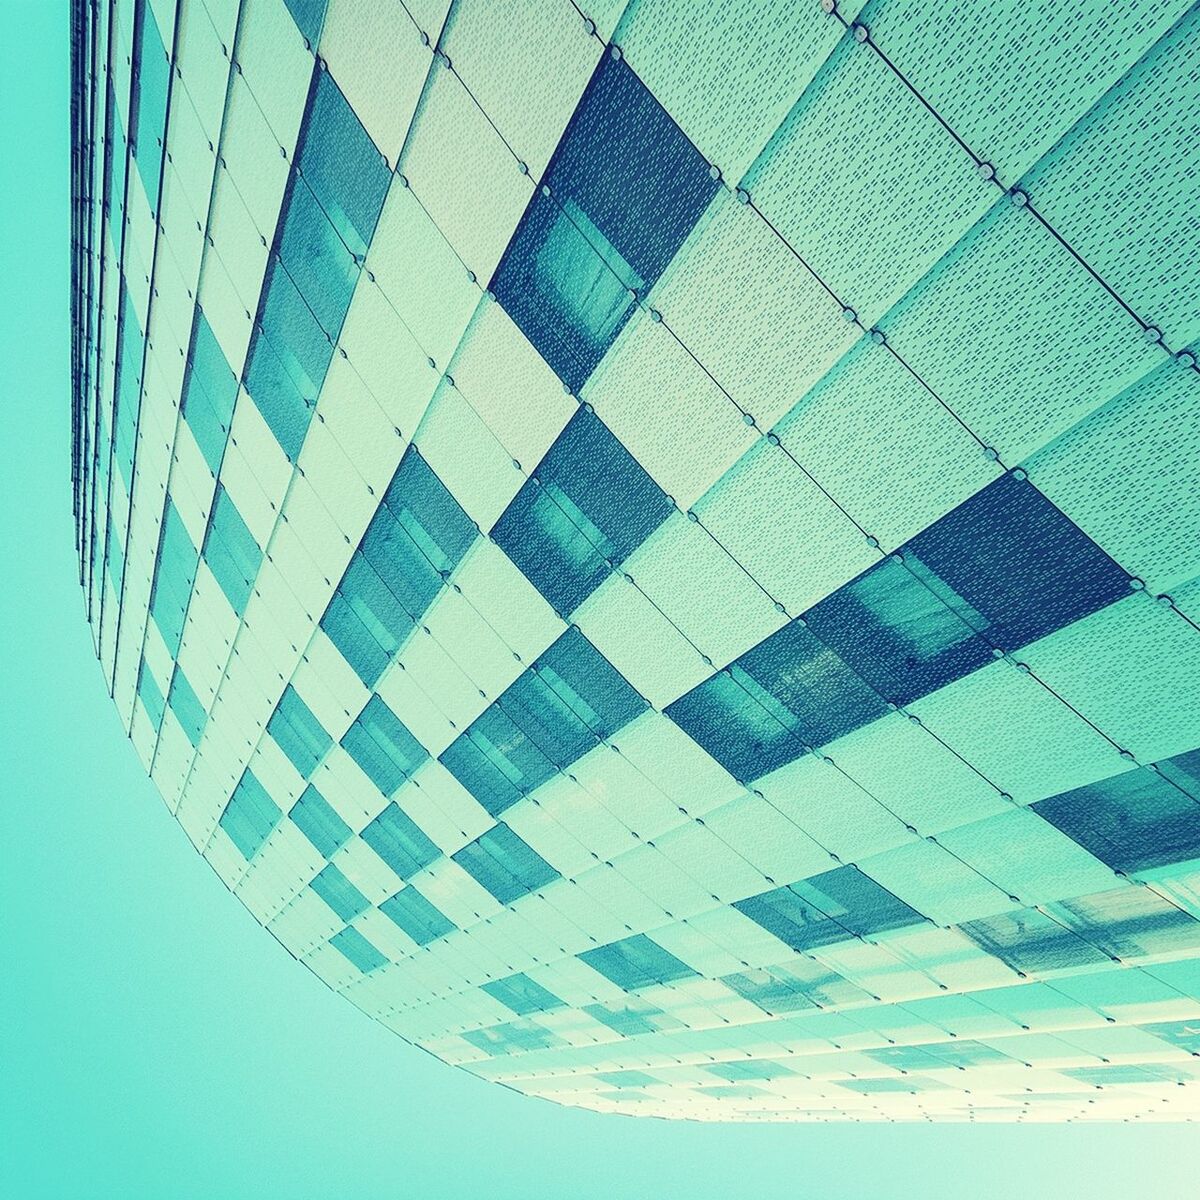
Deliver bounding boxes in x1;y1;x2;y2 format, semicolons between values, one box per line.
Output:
70;0;1200;1121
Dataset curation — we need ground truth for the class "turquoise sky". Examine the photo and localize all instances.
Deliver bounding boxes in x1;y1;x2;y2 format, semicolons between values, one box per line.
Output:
1;3;1196;1197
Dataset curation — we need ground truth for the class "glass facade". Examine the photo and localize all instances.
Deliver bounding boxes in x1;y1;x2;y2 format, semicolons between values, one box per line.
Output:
70;0;1200;1122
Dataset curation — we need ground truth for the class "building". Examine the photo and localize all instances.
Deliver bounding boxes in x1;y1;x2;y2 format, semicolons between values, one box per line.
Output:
69;0;1200;1121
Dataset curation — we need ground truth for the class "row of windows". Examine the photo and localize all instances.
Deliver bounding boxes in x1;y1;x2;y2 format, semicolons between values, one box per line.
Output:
180;311;238;477
321;447;477;686
667;473;1133;783
1033;746;1200;875
490;407;674;617
245;67;389;460
439;624;648;818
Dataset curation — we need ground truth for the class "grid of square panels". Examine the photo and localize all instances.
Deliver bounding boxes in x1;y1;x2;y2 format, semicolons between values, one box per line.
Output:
70;0;1200;1122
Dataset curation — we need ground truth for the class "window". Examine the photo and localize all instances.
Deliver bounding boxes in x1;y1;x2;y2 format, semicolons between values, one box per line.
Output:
721;962;867;1014
137;661;164;729
481;972;564;1016
321;448;476;687
329;926;386;973
491;408;673;616
803;552;995;706
289;784;351;858
181;312;237;476
341;695;428;796
957;907;1109;974
440;626;647;817
268;685;333;777
734;866;924;953
379;886;455;946
112;285;145;487
1140;1020;1200;1055
167;667;206;748
707;1060;794;1082
579;933;698;991
595;1070;659;1088
131;1;169;210
219;770;282;861
283;0;327;46
452;823;560;904
1055;886;1200;961
360;802;440;880
203;485;263;617
148;499;199;656
276;173;359;340
296;69;390;260
666;621;888;783
1033;759;1200;875
583;998;679;1037
462;1020;563;1056
310;863;370;922
244;262;330;460
492;56;719;391
906;472;1130;652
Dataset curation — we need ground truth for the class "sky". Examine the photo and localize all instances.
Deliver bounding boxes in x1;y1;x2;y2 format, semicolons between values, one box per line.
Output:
0;3;1197;1197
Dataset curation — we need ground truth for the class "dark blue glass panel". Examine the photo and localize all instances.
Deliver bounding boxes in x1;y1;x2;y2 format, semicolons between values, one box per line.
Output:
452;823;560;904
708;1060;794;1082
320;591;392;687
958;907;1111;974
583;1000;669;1036
310;863;370;921
284;0;327;46
268;685;333;776
296;70;390;259
181;312;237;475
219;770;282;860
491;55;719;390
382;448;478;574
330;926;386;973
492;408;673;615
440;627;647;817
440;707;557;820
1034;759;1200;875
379;886;455;945
148;500;199;656
490;193;639;393
358;514;442;631
545;57;718;284
106;81;127;243
462;1020;562;1056
1058;887;1200;961
1140;1020;1200;1054
720;968;819;1015
167;667;206;748
258;260;333;402
341;696;428;796
804;554;996;707
579;934;698;991
243;323;312;461
734;866;924;952
113;287;145;486
908;473;1131;651
132;1;169;210
537;625;648;736
203;485;262;616
137;661;165;729
289;784;351;857
667;621;888;783
276;173;360;339
481;972;565;1016
360;801;440;879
